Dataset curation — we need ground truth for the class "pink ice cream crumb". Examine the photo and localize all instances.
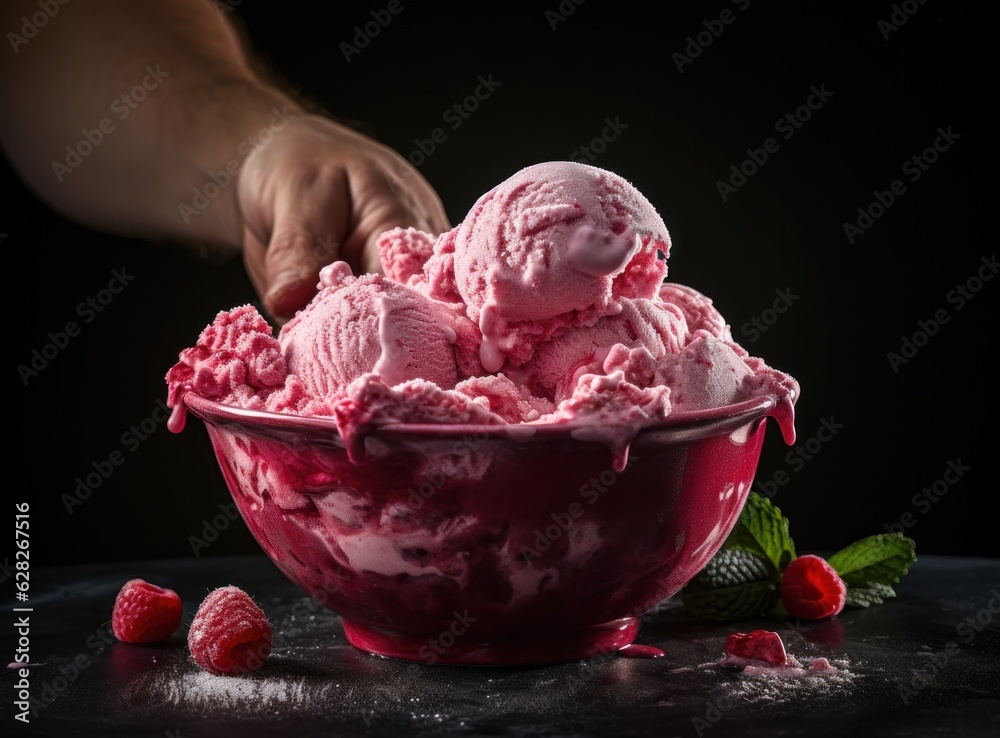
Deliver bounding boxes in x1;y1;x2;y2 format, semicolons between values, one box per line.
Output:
720;630;839;676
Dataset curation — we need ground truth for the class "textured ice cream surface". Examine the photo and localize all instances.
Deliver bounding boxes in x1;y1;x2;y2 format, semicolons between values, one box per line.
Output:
526;298;689;402
395;161;671;371
278;266;475;399
658;281;733;342
165;305;287;412
655;335;755;413
167;161;799;460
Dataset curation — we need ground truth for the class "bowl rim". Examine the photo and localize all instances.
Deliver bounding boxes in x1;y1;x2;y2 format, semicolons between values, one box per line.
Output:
181;391;778;443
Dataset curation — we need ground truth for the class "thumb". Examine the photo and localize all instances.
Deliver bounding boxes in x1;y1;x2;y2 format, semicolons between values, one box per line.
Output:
262;225;341;320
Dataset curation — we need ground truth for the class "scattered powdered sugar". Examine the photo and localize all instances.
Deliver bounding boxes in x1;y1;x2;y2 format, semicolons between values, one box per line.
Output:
719;657;858;706
155;668;335;711
132;659;360;716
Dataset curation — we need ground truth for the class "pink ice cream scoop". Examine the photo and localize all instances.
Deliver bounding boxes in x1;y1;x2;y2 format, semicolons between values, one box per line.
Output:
655;334;756;413
659;281;733;342
429;161;671;372
524;298;689;402
165;304;287;413
278;263;477;400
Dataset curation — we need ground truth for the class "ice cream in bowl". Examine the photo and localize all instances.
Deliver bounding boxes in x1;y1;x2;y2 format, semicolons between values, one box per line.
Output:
166;162;798;665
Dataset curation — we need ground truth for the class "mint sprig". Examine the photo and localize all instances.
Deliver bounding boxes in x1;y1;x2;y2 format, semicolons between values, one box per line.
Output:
725;493;796;573
844;582;897;607
827;533;917;587
682;547;780;621
681;491;917;621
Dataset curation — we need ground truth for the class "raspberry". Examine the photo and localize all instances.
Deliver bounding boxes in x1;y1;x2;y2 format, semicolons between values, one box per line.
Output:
112;579;183;644
781;554;847;620
725;629;787;665
188;586;272;675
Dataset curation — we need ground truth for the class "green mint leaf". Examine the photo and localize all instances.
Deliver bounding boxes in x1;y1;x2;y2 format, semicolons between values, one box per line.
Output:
726;491;797;573
845;582;897;608
682;547;780;621
827;533;917;587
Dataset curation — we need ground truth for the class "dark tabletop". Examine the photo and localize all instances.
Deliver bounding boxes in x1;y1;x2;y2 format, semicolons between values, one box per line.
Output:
7;554;998;738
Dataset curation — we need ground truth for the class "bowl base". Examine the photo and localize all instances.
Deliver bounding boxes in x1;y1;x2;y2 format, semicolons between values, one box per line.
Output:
341;617;641;666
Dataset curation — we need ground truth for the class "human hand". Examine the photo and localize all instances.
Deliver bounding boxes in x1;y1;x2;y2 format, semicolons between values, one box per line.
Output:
236;114;450;321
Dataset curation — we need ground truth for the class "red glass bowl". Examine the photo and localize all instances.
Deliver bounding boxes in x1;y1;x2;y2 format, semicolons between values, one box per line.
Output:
180;392;788;665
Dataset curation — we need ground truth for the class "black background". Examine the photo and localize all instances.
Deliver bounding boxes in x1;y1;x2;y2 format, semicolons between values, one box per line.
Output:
7;1;995;567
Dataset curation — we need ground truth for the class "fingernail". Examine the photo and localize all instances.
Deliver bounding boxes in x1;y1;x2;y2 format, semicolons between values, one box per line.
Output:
265;276;314;319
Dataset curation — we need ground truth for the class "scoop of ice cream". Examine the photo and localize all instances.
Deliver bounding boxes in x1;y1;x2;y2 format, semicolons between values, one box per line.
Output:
278;264;476;399
331;374;506;462
376;227;436;286
425;161;670;371
454;374;556;423
165;304;287;411
659;282;732;343
655;334;755;413
524;298;689;402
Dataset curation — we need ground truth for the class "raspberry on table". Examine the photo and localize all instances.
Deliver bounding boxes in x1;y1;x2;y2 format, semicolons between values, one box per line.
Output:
781;554;847;620
724;629;787;665
112;578;183;644
188;585;272;675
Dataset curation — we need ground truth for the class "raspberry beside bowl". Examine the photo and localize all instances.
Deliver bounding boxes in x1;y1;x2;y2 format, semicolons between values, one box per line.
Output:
178;391;792;665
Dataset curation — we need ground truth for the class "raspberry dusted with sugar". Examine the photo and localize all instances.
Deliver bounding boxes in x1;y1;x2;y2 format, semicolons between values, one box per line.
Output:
188;586;272;675
781;554;847;620
725;629;788;666
112;579;183;644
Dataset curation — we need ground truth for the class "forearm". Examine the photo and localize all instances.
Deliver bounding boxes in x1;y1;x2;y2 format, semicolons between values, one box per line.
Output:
0;0;302;249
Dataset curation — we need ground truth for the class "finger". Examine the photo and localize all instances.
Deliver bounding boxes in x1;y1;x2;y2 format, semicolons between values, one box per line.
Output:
261;224;332;320
263;179;352;319
242;224;269;306
245;227;305;328
354;167;452;275
379;158;452;233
